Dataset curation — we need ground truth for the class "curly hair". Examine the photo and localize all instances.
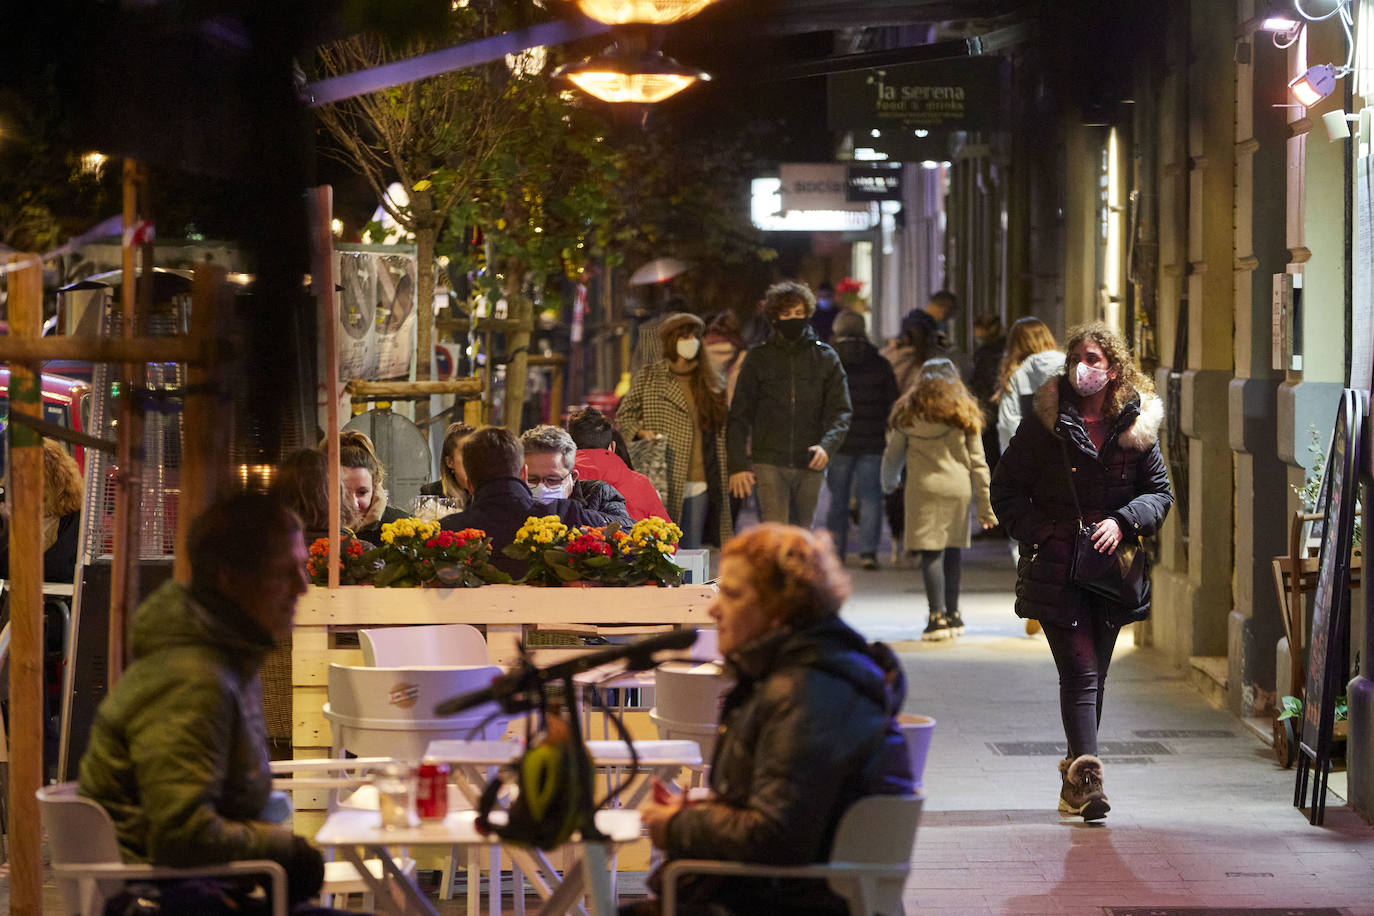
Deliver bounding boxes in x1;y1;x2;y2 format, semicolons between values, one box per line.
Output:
721;523;850;625
994;317;1059;402
1063;321;1154;418
42;439;83;517
761;280;817;320
659;312;728;433
890;358;984;433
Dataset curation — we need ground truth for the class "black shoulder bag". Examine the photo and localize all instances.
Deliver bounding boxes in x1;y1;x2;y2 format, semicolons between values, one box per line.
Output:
1059;435;1150;608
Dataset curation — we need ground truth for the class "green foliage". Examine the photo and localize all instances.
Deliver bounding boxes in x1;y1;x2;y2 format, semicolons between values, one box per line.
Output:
1278;694;1348;721
1294;424;1364;549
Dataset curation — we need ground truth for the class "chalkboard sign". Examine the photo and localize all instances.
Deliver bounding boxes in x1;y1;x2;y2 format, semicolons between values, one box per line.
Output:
1295;389;1366;824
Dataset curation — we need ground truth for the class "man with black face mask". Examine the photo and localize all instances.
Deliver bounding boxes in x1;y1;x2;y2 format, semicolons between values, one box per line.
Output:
727;280;852;527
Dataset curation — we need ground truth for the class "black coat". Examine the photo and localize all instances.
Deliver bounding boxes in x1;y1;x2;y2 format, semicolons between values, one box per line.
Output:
727;326;852;472
571;478;632;528
990;377;1173;627
832;337;900;456
439;477;620;578
666;617;914;914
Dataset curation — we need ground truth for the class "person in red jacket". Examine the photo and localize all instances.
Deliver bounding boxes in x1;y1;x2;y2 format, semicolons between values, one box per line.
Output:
569;406;670;522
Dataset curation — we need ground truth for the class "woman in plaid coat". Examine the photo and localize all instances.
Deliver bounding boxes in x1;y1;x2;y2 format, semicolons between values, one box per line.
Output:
617;312;734;548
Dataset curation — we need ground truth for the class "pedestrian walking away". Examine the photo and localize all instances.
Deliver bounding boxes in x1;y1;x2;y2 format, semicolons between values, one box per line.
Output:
881;358;996;642
825;309;899;569
989;321;1172;822
727;280;852;528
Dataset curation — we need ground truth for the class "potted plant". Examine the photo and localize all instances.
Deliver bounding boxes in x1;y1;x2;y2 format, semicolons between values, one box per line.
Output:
367;517;510;587
306;533;378;586
621;517;686;587
503;515;573;586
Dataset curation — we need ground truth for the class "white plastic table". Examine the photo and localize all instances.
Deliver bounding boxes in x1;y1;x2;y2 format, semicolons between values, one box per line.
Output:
315;807;641;916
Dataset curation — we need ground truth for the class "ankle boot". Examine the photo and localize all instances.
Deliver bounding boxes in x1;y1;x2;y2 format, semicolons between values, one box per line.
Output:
1057;754;1110;820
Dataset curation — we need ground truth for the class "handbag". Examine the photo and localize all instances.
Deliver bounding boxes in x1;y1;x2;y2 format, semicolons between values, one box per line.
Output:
1058;437;1150;607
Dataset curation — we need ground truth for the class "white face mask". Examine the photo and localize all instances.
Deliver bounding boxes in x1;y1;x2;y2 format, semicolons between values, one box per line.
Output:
1073;361;1111;396
676;337;701;360
533;482;569;502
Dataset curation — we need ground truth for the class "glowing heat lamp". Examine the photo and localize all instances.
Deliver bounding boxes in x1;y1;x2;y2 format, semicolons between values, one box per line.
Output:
553;47;709;103
571;0;719;24
1289;63;1338;106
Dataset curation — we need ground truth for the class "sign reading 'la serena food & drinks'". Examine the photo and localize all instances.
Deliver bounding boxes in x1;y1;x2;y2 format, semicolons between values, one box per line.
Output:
827;57;1009;133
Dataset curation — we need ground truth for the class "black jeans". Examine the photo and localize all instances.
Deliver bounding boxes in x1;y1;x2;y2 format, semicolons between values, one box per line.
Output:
1041;609;1120;759
916;548;962;615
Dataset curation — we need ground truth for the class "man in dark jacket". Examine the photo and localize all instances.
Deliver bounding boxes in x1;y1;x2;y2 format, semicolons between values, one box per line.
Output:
897;289;957;364
824;310;900;568
78;494;327;909
522;424;632;528
727;281;852;527
441;426;620;578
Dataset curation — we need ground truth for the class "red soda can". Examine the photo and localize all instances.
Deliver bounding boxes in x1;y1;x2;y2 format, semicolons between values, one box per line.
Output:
416;762;450;820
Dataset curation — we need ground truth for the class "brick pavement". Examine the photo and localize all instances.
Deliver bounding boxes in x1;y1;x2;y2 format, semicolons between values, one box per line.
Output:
842;538;1374;915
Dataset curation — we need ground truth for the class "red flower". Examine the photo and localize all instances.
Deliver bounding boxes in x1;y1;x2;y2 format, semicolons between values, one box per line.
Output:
346;540;364;557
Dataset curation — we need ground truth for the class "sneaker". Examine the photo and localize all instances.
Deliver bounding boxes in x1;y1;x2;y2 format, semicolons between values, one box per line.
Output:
946;611;965;636
922;614;952;641
860;553;878;570
1025;619;1042;637
1057;755;1110;821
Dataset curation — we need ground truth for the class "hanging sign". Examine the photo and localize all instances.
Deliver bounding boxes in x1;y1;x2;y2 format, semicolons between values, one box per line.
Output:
828;56;1009;133
778;163;870;212
846;165;903;201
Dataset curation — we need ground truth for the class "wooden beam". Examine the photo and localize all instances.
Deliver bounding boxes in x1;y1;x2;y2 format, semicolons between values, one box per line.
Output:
7;254;45;915
175;264;234;582
345;378;484;399
0;336;212;363
310;187;342;588
109;160;148;684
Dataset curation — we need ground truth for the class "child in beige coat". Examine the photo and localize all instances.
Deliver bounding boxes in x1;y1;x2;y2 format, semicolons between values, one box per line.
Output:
881;358;997;641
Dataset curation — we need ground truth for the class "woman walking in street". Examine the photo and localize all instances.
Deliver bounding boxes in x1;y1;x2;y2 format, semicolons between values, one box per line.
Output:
990;322;1172;821
825;310;899;569
617;312;732;549
882;358;996;641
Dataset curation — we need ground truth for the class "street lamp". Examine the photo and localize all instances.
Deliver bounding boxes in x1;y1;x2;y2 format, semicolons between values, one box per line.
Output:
569;0;719;25
553;43;709;103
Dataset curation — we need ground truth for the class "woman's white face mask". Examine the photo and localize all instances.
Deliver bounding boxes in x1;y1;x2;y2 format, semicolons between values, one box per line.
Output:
1072;361;1111;396
676;337;701;361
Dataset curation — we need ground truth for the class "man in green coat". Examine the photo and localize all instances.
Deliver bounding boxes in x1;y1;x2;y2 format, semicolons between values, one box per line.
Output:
79;493;326;908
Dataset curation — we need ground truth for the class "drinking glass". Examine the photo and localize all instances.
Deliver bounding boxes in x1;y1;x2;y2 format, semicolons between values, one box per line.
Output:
373;762;418;829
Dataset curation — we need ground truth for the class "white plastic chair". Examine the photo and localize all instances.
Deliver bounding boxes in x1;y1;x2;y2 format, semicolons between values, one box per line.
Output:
323;663;508;903
660;792;924;916
37;782;288;916
359;623;489;667
649;660;734;768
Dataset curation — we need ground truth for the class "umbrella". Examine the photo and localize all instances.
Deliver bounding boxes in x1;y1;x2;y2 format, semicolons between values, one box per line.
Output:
629;257;688;286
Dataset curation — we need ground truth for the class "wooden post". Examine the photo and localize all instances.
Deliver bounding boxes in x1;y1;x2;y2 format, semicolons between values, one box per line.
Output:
175;264;232;581
311;187;341;587
109;160;148;682
8;254;45;915
503;291;532;432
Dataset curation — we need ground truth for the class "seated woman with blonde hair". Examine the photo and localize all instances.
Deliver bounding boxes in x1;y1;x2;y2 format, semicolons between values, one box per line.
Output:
631;523;913;916
0;438;84;583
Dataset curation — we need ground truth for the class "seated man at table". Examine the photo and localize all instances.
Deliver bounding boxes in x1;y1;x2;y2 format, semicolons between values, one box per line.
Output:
78;494;332;913
568;406;670;523
523;423;633;528
440;425;620;578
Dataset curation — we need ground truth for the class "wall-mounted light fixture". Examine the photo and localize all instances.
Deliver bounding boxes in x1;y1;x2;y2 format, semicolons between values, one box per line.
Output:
1289;63;1338;106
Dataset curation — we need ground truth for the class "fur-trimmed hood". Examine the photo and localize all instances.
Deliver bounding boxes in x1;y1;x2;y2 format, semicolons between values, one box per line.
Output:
361;489;392;528
1032;377;1163;451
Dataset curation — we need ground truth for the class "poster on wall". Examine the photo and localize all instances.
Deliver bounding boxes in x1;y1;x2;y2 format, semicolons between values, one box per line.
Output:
374;255;418;380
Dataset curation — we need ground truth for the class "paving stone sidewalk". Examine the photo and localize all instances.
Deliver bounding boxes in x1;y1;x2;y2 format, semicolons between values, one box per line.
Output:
842;539;1374;915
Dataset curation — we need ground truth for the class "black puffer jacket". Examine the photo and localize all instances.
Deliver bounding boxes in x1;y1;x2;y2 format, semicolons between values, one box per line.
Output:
990;376;1173;627
666;617;914;914
832;337;900;455
727;326;852;472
